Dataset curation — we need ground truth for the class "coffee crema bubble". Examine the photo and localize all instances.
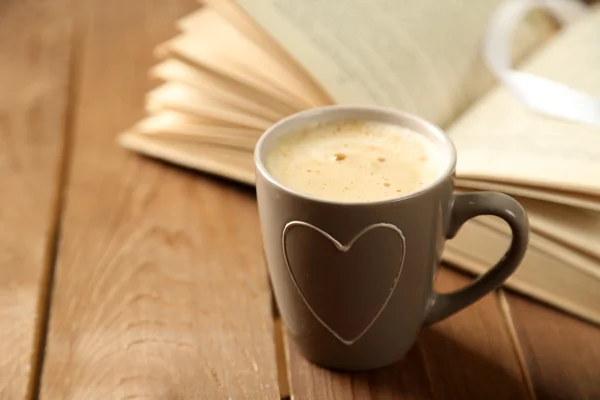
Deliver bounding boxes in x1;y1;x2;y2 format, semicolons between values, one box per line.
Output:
264;120;444;202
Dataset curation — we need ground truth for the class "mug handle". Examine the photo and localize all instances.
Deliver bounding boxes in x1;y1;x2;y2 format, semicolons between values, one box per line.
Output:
425;191;529;325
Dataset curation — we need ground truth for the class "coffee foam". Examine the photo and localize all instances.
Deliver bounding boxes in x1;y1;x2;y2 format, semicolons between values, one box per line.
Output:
265;120;444;202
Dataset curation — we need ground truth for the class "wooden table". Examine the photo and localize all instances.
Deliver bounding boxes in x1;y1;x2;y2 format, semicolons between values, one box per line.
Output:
2;1;599;399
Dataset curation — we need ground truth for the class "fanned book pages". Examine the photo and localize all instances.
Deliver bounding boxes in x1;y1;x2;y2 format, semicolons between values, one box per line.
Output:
118;0;600;325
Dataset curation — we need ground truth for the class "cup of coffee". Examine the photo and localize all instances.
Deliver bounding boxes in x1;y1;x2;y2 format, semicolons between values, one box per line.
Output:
254;105;529;371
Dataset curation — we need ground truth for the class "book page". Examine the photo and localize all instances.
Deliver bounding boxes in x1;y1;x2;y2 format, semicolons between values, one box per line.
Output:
150;59;289;121
521;199;600;260
449;6;600;194
146;82;274;130
235;0;556;127
159;7;324;111
134;111;259;151
474;197;600;260
449;218;600;281
118;132;255;185
443;221;600;325
456;178;600;212
179;4;334;107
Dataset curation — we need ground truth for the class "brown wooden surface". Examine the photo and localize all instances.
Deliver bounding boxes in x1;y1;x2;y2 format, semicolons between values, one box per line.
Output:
505;293;600;400
285;269;533;400
37;1;278;398
0;1;599;399
0;1;72;398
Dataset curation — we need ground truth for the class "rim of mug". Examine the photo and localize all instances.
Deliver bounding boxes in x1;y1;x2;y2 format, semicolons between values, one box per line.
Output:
254;104;457;206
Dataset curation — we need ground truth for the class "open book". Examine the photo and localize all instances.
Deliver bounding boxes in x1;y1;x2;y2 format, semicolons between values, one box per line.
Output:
118;0;600;325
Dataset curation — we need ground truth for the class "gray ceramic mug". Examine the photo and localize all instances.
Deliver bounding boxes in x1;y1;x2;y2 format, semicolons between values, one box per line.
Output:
255;105;529;371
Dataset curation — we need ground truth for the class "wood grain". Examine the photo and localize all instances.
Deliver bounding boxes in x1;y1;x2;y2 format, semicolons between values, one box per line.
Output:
0;1;72;398
504;293;600;400
284;268;532;400
418;270;532;400
38;1;279;398
286;331;433;400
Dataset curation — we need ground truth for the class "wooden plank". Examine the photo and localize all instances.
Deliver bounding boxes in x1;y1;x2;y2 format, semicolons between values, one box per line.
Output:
286;330;433;399
274;319;291;399
285;268;532;400
417;271;532;400
39;1;279;398
0;1;72;398
503;293;600;400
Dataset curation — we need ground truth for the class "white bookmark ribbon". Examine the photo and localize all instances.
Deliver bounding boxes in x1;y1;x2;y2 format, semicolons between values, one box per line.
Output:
484;0;600;129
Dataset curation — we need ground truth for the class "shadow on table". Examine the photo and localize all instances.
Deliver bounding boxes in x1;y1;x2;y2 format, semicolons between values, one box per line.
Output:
301;327;532;400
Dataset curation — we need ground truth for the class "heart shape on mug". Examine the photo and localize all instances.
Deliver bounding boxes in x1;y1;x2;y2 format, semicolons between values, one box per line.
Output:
282;221;406;346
